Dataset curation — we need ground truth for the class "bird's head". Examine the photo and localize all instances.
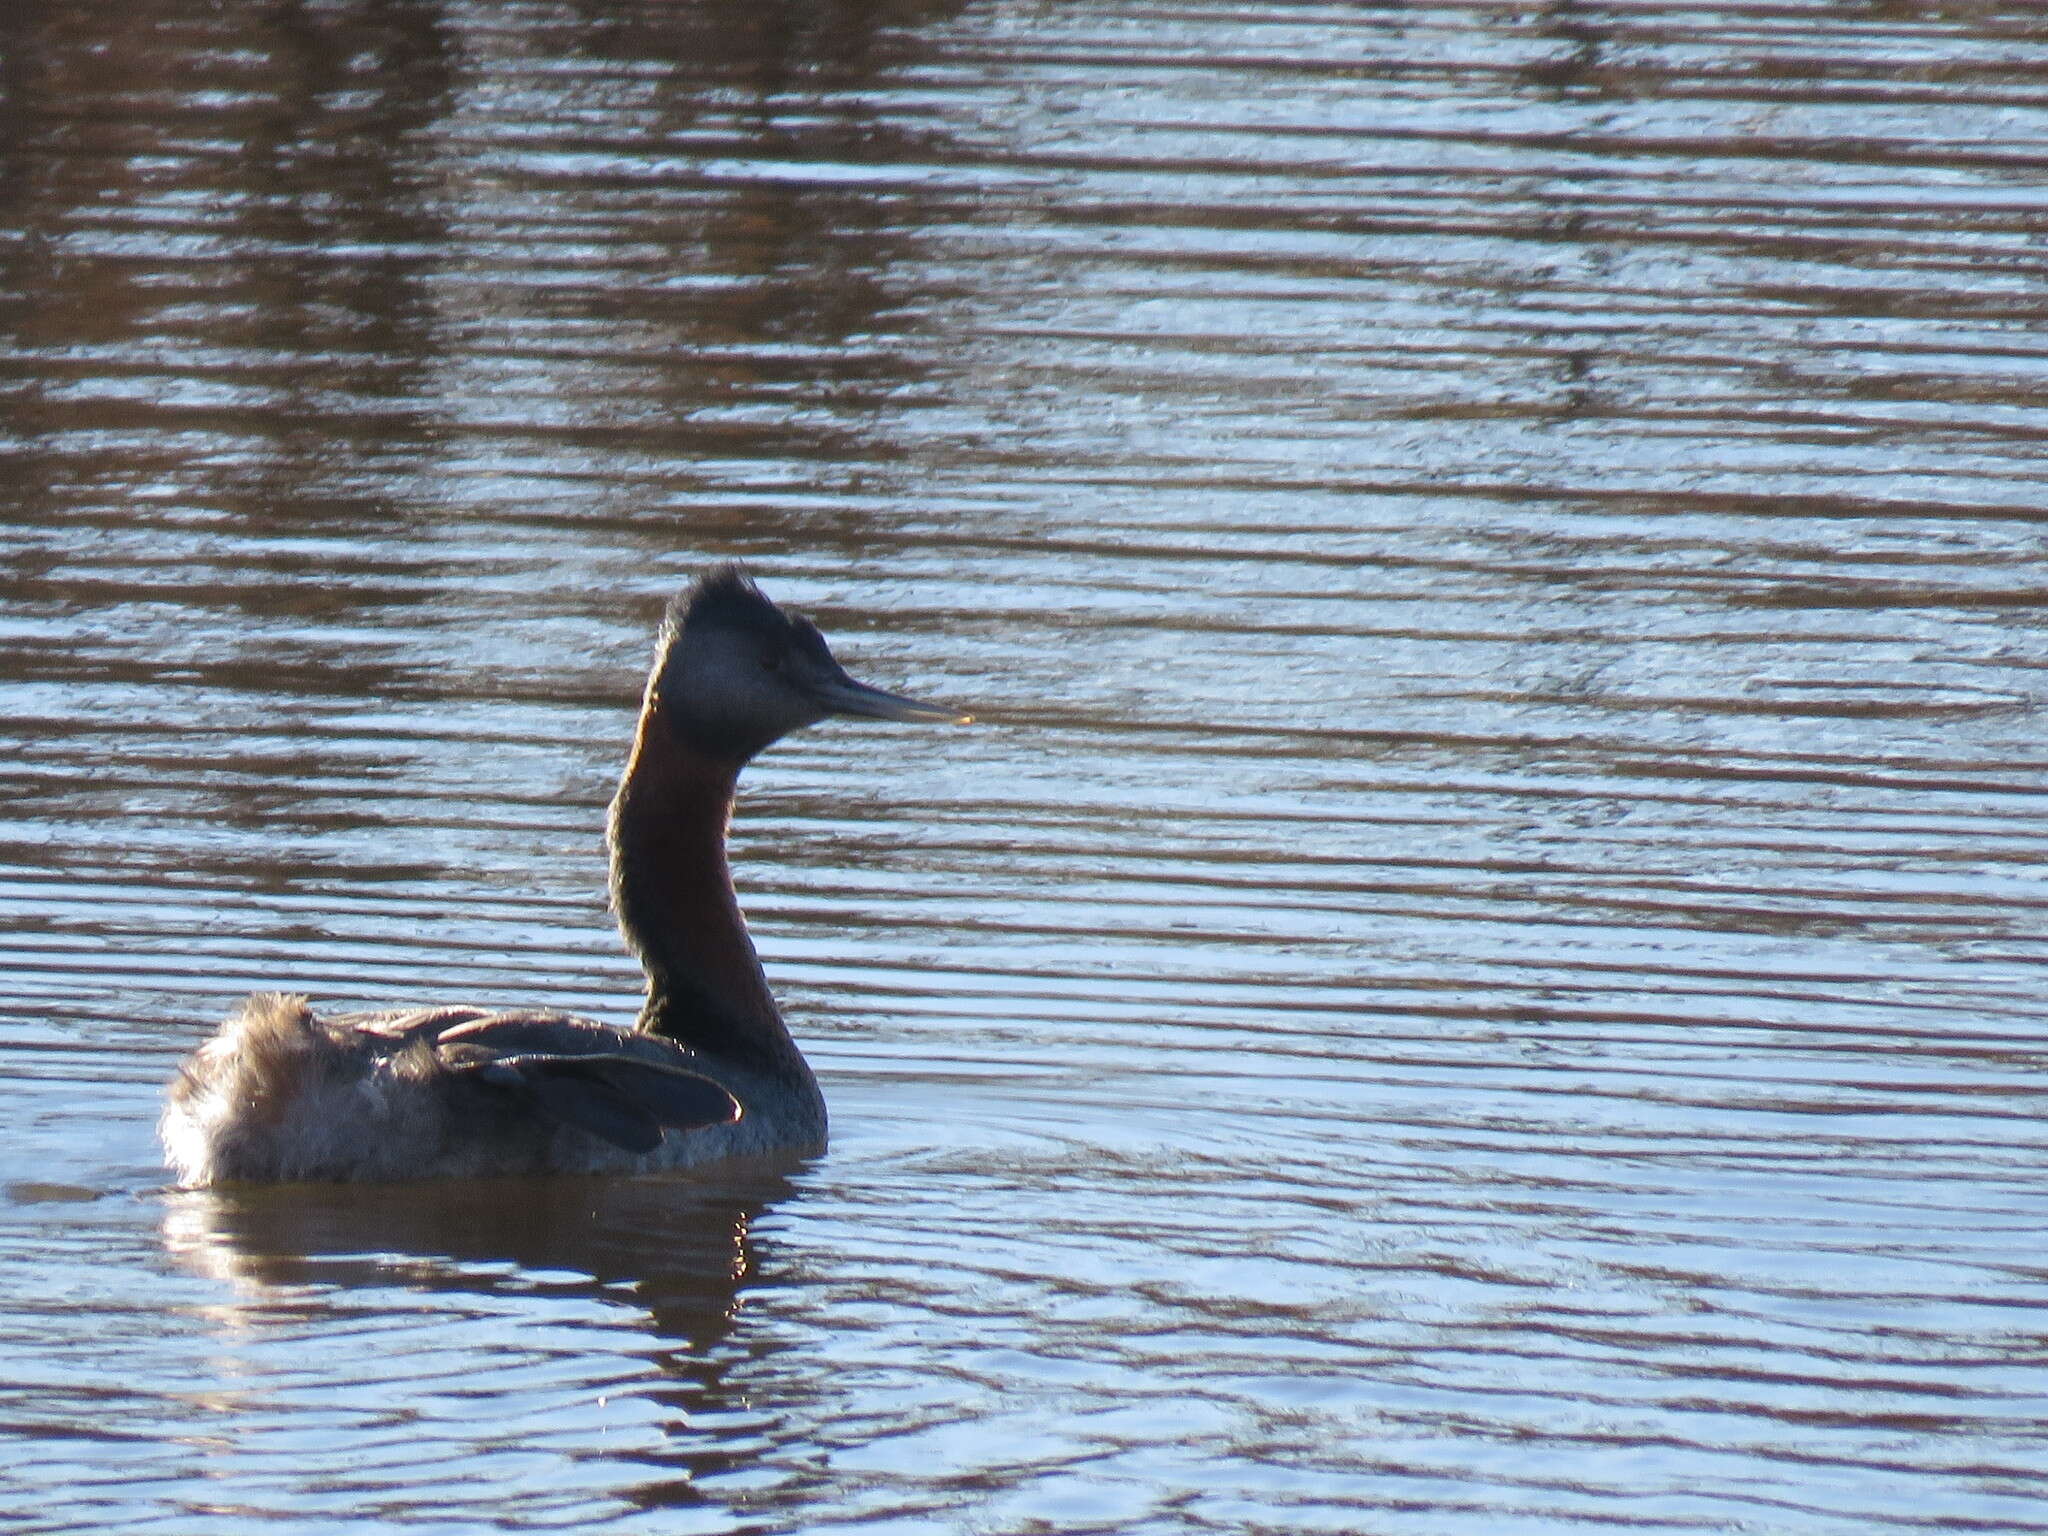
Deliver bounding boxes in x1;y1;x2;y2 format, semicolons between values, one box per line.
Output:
649;565;970;761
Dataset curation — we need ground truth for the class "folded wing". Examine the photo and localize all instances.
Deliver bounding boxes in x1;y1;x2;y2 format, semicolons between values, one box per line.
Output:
429;1013;741;1153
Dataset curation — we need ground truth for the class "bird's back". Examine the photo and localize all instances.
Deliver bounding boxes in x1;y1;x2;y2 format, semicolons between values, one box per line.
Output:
161;994;755;1186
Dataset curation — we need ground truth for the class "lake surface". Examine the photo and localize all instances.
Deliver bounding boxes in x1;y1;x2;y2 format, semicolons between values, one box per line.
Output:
5;1;2048;1530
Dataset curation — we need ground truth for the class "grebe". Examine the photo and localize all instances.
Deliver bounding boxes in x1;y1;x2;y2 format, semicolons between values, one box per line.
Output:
161;567;970;1186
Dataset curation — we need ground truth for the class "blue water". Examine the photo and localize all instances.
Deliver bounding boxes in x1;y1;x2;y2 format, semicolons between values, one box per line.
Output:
4;2;2048;1530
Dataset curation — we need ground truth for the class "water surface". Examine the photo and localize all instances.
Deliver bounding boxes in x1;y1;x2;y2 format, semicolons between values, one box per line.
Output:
5;2;2048;1531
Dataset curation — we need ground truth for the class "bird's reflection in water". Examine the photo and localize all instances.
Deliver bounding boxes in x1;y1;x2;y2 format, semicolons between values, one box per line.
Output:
159;1160;813;1508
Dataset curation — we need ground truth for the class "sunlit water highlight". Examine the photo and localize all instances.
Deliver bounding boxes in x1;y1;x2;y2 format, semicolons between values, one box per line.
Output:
4;2;2048;1531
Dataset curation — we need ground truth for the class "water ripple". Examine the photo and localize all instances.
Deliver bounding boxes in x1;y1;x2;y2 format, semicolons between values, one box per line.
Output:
3;0;2048;1532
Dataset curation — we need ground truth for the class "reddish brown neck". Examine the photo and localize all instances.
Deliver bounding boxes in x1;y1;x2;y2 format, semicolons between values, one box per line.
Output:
606;700;805;1079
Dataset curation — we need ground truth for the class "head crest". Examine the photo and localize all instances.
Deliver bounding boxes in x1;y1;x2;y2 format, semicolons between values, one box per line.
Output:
658;564;788;652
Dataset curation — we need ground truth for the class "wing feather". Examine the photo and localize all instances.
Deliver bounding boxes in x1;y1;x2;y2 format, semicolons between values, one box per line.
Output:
425;1014;740;1151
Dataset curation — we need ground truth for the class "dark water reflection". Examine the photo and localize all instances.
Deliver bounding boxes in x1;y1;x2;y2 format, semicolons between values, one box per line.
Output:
5;0;2048;1531
157;1171;795;1525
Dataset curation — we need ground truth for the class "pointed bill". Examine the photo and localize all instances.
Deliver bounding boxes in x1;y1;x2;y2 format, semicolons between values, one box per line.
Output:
810;674;973;724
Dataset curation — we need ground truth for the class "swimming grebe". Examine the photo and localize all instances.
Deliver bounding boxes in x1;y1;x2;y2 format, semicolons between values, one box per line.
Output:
161;567;970;1186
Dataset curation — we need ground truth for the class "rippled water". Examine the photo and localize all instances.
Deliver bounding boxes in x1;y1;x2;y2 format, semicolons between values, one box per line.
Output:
6;1;2048;1530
